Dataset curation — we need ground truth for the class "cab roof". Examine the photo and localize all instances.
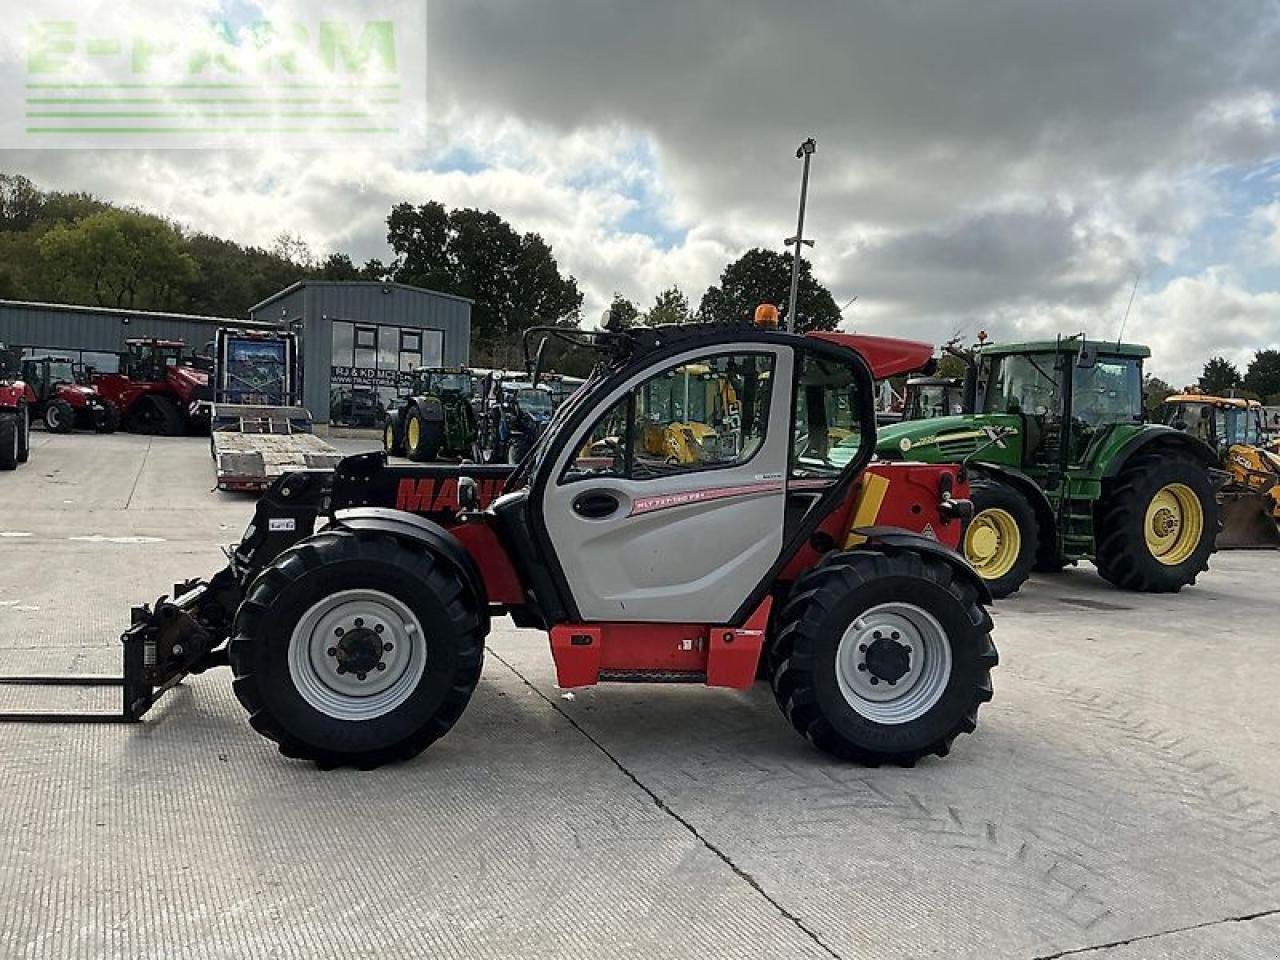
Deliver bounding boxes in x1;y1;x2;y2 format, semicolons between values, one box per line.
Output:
1166;394;1260;410
975;339;1150;359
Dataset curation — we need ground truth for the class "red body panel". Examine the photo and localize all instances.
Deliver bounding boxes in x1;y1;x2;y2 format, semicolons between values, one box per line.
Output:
807;332;934;380
92;366;208;416
0;382;25;410
548;596;772;689
451;522;525;605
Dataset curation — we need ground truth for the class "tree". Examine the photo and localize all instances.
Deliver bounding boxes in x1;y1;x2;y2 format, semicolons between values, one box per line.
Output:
1199;356;1241;394
37;209;197;309
934;354;969;380
1143;374;1175;417
606;293;641;328
387;202;583;358
1244;349;1280;403
647;286;692;325
698;248;840;332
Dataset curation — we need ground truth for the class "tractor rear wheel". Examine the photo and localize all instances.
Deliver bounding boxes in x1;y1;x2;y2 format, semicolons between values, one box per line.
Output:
0;413;17;470
404;408;441;462
16;406;30;463
228;529;485;768
126;395;184;436
44;398;75;434
95;400;120;434
961;479;1037;598
1095;452;1217;592
770;550;996;765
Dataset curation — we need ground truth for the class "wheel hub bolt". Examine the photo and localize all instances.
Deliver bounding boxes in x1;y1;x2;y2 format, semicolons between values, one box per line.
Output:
383;643;394;653
327;647;337;657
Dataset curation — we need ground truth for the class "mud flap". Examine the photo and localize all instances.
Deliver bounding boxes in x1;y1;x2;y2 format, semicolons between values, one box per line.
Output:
1217;492;1280;549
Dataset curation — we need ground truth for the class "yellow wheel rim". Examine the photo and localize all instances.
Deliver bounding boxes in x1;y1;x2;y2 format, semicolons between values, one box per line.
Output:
964;508;1022;580
407;417;420;449
385;424;395;449
1144;483;1203;566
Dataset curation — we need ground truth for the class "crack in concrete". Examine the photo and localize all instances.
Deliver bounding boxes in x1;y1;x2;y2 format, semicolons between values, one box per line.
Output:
124;437;152;510
1032;906;1280;959
490;649;843;960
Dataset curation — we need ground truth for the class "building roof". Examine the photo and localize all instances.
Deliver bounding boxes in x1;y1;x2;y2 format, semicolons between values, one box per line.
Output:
0;298;258;327
248;281;474;315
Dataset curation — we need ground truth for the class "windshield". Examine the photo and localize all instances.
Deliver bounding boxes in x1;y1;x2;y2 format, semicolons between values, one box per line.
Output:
225;339;287;399
48;360;75;384
517;388;553;412
907;383;959;421
429;373;473;394
1072;357;1142;426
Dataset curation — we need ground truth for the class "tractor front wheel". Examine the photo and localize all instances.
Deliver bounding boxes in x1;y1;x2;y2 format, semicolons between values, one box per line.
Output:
404;409;441;462
44;398;75;434
1095;452;1217;592
770;550;997;765
961;479;1037;598
228;529;485;768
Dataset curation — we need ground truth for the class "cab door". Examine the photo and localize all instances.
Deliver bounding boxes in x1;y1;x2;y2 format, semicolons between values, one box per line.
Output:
539;344;792;623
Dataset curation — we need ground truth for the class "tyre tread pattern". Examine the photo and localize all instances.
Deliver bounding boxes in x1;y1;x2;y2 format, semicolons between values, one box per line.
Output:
228;530;485;769
770;549;997;766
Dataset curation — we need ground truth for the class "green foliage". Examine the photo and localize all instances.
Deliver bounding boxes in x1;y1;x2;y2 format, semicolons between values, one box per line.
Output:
1243;349;1280;403
386;201;583;363
37;210;198;309
1199;356;1241;394
934;354;968;380
1143;374;1175;416
647;286;692;325
607;293;641;328
698;248;840;332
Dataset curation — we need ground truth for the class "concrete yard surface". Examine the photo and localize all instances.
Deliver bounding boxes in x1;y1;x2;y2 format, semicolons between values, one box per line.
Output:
1;431;1279;959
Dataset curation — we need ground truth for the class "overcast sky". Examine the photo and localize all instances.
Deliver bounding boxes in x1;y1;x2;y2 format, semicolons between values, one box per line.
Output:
4;0;1280;385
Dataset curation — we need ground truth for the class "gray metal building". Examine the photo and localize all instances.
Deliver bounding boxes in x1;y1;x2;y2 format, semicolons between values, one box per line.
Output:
0;299;252;374
248;281;472;425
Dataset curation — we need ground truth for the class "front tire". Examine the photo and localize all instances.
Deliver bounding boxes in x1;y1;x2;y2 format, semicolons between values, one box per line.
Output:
1095;452;1217;592
404;409;442;462
44;398;75;434
16;406;30;463
770;550;997;765
228;529;485;769
383;418;405;457
961;479;1038;599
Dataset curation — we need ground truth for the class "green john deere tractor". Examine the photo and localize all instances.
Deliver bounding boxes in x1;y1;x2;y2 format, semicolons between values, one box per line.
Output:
384;368;478;462
873;338;1219;598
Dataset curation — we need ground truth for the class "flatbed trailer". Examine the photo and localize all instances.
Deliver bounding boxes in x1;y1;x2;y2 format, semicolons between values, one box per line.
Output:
211;403;342;491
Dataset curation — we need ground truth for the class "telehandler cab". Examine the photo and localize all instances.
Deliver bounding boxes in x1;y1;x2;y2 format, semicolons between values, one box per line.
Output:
2;318;998;770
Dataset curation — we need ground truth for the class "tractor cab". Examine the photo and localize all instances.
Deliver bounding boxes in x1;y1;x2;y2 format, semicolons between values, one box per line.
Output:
902;376;964;422
122;339;186;381
21;355;79;400
1159;393;1265;455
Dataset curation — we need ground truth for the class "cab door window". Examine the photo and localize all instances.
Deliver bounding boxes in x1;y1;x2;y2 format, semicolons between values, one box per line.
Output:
563;351;775;482
791;351;865;477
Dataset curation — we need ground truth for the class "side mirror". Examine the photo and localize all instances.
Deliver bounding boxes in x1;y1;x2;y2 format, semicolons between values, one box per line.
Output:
457;476;480;512
1076;346;1097;369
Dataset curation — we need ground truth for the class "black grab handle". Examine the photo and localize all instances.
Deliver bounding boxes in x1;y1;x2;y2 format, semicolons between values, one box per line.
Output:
572;491;621;519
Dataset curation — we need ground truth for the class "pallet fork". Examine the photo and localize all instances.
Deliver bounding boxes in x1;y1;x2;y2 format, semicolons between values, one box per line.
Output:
0;580;230;724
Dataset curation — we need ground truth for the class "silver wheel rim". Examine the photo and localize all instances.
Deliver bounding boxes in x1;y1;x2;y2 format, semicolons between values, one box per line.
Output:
287;589;427;721
835;602;953;724
47;407;60;429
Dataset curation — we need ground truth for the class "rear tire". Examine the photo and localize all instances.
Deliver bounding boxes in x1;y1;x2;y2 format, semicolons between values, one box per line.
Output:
0;413;17;470
228;529;485;769
16;406;30;463
961;479;1037;598
44;398;75;434
1095;452;1217;592
95;400;120;434
770;550;997;765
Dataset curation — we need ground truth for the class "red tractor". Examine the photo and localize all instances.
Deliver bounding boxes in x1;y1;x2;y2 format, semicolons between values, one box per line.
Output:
20;354;119;434
0;343;32;469
92;338;211;436
103;316;997;770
